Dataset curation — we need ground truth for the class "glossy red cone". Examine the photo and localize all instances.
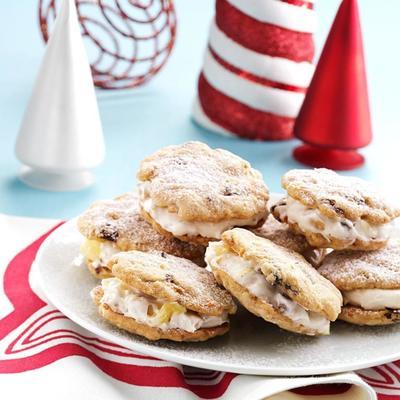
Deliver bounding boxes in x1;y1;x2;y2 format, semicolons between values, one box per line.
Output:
293;0;372;170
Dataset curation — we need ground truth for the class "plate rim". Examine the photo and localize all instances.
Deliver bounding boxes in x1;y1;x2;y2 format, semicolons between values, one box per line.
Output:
36;216;400;376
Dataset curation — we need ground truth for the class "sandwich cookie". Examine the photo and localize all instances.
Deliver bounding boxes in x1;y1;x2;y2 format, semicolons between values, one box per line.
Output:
137;141;269;245
91;250;237;341
272;169;400;250
77;193;206;279
319;240;400;326
251;215;327;267
206;228;342;336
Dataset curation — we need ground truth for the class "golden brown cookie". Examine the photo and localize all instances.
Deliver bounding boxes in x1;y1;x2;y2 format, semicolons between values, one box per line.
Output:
272;169;400;250
251;215;327;267
339;306;400;326
206;228;342;336
137;141;269;245
319;241;400;326
92;287;230;341
91;250;236;342
77;192;206;278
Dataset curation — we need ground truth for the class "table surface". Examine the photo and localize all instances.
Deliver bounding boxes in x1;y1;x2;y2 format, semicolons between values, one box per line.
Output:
1;0;399;219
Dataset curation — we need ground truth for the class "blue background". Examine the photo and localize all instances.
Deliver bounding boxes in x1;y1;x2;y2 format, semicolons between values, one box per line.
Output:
1;0;399;219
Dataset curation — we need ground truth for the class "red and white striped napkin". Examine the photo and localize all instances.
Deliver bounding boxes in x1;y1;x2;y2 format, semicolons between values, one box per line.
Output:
1;215;399;400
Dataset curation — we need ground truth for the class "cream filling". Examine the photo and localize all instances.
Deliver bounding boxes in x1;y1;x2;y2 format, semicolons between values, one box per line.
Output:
343;289;400;311
80;239;120;268
96;278;228;332
281;196;392;244
205;243;330;334
140;191;264;239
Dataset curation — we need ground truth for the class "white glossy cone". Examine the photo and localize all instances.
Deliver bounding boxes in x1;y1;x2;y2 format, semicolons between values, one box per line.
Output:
15;0;105;191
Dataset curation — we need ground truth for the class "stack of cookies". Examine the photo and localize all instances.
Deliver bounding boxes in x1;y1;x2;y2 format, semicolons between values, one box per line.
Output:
76;142;400;342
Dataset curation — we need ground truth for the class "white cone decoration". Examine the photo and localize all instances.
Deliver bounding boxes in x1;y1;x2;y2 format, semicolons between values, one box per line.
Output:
15;0;105;191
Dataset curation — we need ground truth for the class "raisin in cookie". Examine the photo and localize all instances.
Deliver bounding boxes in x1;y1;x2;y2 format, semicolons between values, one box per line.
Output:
137;141;269;246
91;251;236;341
272;169;400;250
206;228;342;336
78;193;206;279
319;240;400;326
251;215;327;267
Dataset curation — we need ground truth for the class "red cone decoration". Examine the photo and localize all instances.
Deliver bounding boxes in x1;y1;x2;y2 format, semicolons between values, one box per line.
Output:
293;0;372;170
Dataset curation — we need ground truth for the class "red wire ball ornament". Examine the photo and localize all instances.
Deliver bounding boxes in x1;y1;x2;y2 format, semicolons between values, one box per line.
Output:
38;0;177;89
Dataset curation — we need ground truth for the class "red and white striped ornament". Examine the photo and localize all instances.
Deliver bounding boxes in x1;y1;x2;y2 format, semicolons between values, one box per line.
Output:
193;0;316;141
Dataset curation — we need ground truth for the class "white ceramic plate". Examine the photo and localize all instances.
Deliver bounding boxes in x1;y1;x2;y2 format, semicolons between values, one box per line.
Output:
36;198;400;376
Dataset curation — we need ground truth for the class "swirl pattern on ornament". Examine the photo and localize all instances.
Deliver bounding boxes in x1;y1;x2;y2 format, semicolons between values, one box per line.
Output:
39;0;177;89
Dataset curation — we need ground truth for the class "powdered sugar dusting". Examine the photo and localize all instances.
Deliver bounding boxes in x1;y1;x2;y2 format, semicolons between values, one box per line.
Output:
77;192;205;266
319;239;400;290
137;142;269;221
111;250;236;316
283;169;400;224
